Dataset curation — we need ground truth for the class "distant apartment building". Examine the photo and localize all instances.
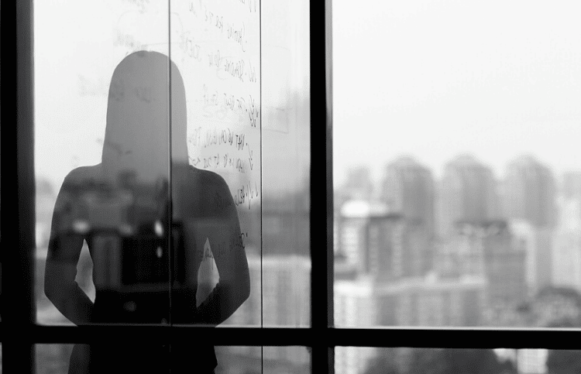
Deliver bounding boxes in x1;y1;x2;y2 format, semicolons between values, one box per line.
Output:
517;349;548;374
510;219;553;295
552;197;581;291
334;280;380;374
335;276;485;327
503;156;556;228
334;275;485;374
340;165;375;201
379;276;485;327
381;156;435;237
438;155;499;238
435;220;527;308
338;200;431;281
562;172;581;202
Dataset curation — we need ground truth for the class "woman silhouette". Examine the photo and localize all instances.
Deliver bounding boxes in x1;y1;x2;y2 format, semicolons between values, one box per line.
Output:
45;51;250;373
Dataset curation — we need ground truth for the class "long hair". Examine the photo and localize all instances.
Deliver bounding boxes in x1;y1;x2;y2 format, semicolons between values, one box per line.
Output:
102;51;188;184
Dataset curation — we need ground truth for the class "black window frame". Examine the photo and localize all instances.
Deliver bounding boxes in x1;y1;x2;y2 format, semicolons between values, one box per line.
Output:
3;1;581;373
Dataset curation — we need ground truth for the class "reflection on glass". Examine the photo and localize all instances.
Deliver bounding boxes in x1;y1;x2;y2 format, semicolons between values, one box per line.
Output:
336;347;581;374
333;0;581;328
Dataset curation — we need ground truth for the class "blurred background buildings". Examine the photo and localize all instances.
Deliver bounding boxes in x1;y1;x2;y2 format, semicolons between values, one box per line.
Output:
334;154;581;374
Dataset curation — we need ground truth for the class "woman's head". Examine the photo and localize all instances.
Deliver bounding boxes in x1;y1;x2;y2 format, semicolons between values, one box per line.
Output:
102;51;188;183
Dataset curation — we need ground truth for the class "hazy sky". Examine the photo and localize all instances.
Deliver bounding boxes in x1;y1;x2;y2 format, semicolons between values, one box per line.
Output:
35;1;581;189
333;0;581;185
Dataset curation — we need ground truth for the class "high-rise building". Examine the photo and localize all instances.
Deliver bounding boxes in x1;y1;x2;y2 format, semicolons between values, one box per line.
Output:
338;200;429;281
381;156;435;236
561;172;581;201
483;223;528;308
335;276;485;328
503;156;556;228
334;275;486;374
438;155;499;238
340;165;375;201
338;200;394;277
510;219;553;295
552;198;581;291
436;220;527;308
517;349;548;374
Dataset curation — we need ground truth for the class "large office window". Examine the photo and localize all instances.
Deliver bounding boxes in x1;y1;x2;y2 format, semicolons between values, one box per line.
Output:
5;0;581;373
333;0;581;372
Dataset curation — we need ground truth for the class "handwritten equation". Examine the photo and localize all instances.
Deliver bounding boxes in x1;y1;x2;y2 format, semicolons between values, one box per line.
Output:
114;0;261;213
177;0;260;210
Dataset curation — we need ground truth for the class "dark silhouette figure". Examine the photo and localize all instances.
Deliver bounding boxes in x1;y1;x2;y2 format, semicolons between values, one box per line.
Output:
45;51;250;373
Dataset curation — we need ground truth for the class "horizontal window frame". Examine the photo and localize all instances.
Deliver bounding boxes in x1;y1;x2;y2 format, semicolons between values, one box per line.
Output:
2;325;581;349
5;0;581;373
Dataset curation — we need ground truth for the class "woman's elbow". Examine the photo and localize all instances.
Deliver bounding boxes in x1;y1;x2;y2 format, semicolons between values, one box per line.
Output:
44;263;70;306
44;276;63;305
240;277;250;303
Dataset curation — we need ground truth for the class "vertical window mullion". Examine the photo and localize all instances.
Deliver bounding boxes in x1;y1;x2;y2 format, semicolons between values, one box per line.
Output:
310;0;334;372
2;0;36;373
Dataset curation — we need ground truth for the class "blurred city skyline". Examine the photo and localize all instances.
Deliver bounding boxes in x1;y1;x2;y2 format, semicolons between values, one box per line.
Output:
335;152;581;188
337;152;581;197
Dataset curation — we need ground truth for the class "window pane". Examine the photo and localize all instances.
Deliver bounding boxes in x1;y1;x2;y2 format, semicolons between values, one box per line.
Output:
35;345;310;374
218;347;310;374
261;0;311;328
336;348;560;374
334;0;581;328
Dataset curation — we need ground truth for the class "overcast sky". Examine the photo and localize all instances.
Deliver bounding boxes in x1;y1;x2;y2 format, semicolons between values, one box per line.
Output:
333;0;581;185
35;1;581;188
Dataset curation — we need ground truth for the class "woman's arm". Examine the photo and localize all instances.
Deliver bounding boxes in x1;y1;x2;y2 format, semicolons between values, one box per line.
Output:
193;175;251;325
44;172;95;325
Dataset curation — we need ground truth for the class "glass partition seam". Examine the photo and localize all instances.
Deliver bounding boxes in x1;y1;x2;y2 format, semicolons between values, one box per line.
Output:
325;0;334;331
259;2;264;372
259;0;264;333
167;0;174;328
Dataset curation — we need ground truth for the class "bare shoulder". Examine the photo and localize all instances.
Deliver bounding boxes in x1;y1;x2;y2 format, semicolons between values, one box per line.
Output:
174;165;235;216
178;165;229;192
58;165;104;196
61;165;102;184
